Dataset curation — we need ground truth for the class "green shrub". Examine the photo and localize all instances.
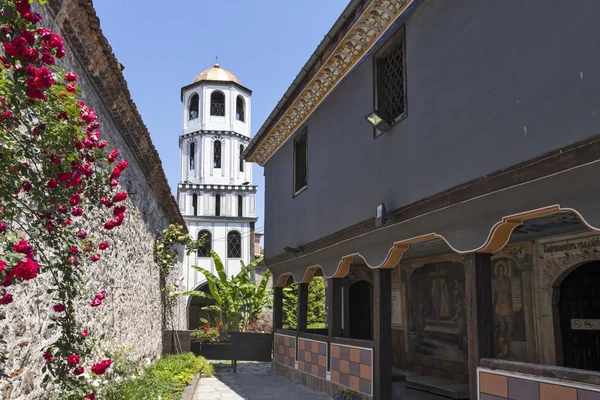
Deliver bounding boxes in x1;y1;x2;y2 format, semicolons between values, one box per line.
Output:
103;353;213;400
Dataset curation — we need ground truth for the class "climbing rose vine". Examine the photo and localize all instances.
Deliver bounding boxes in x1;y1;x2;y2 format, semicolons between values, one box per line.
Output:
0;0;129;397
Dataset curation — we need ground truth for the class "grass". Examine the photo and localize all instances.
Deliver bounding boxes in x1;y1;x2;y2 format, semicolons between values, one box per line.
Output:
103;353;213;400
307;322;326;329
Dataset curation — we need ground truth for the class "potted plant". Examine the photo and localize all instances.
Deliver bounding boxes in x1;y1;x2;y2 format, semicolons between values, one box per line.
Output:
191;323;223;343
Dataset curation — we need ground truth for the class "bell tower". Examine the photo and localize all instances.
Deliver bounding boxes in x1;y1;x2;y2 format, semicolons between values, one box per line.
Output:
177;63;257;320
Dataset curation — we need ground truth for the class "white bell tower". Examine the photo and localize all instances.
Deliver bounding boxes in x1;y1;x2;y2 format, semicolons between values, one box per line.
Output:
177;62;257;314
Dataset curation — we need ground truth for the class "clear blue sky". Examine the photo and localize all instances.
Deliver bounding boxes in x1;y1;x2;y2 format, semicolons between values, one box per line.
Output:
93;0;350;239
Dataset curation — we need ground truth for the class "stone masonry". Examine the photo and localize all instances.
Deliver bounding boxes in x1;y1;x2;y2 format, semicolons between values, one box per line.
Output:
0;1;185;398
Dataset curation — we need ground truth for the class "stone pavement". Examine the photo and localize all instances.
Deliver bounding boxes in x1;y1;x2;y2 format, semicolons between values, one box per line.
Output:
193;362;331;400
193;362;452;400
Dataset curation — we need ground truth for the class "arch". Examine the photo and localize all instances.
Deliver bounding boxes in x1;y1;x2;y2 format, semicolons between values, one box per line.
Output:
189;141;195;170
188;93;199;120
273;206;600;287
197;229;212;257
213;140;222;169
215;193;221;216
192;193;198;216
236;95;245;122
227;230;242;258
239;144;245;172
210;91;225;116
558;261;600;371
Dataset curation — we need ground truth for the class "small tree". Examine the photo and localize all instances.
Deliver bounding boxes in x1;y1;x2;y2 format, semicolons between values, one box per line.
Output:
182;250;271;332
282;277;325;329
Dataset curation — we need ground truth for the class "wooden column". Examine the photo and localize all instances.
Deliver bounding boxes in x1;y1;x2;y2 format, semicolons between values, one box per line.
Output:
465;253;494;399
273;286;283;331
373;268;392;400
328;278;343;339
297;283;308;333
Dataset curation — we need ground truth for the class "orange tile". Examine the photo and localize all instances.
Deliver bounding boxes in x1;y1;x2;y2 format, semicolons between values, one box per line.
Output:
360;364;372;380
299;339;305;350
311;341;319;353
414;365;423;375
423;356;432;367
284;336;290;347
540;383;577;400
331;370;340;384
332;345;340;359
319;354;327;367
288;347;295;357
340;359;350;374
479;372;508;397
350;348;361;363
312;363;319;376
441;360;453;371
349;376;361;392
306;352;312;363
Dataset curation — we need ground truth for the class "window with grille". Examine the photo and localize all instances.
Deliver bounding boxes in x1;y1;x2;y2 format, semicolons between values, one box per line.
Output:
236;96;245;122
227;231;242;258
239;145;244;172
189;94;199;120
189;142;195;170
192;193;198;216
293;130;308;195
213;140;221;168
238;195;243;217
215;194;221;216
197;230;211;257
210;91;225;116
375;29;407;126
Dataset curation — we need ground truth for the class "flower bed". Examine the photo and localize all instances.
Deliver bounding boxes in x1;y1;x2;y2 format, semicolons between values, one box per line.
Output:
101;353;213;400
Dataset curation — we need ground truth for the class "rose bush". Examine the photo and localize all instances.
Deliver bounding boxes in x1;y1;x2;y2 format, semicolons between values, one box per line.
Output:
0;0;132;397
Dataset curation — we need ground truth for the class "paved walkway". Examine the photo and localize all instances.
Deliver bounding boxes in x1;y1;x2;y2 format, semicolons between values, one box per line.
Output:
193;362;331;400
193;362;450;400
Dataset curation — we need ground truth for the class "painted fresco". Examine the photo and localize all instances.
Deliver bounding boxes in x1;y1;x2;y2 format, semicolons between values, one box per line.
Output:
406;262;467;362
491;243;532;362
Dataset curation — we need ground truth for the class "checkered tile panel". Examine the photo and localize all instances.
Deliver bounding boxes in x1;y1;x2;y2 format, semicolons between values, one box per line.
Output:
274;333;296;368
297;338;327;379
330;343;373;396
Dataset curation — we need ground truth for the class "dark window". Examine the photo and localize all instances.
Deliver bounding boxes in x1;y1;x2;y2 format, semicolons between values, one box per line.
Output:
210;91;225;116
213;140;221;168
189;142;195;170
227;231;242;258
215;194;221;217
189;93;199;120
238;195;243;217
376;30;406;124
236;95;245;122
197;230;211;257
192;193;198;216
239;145;244;172
293;130;308;195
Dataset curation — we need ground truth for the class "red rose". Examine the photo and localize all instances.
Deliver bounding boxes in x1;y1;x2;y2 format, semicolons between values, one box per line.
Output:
56;47;65;59
53;303;66;312
116;160;128;171
0;222;6;233
74;366;84;375
66;85;76;94
57;205;68;214
107;148;119;163
90;299;101;307
68;257;78;266
98;242;109;250
90;254;100;262
109;179;118;187
13;258;39;280
71;207;83;217
76;231;87;239
43;351;54;362
65;72;76;82
13;239;33;256
84;393;95;400
46;179;58;189
113;191;127;202
45;34;63;49
95;291;106;301
21;46;38;62
110;167;121;180
113;206;126;216
91;359;112;375
67;354;80;365
57;172;71;182
15;0;31;15
81;330;88;337
0;292;13;305
70;246;78;256
97;140;108;149
0;260;5;273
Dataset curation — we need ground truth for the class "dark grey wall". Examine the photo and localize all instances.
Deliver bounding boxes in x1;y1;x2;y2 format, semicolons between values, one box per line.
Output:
264;0;600;258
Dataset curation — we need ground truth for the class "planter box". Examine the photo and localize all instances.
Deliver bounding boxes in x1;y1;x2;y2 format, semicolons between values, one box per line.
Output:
191;341;233;360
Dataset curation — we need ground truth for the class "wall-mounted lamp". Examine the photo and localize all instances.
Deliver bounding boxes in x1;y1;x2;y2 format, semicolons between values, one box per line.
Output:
375;202;393;228
365;111;391;135
284;246;303;254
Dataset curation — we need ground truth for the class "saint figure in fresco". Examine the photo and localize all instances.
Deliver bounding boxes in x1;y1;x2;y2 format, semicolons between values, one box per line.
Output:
493;262;513;356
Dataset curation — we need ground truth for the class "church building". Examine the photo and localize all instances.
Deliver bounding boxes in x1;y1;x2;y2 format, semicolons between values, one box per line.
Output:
177;63;258;328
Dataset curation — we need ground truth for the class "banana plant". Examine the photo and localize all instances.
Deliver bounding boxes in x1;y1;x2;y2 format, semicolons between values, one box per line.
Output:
181;250;271;332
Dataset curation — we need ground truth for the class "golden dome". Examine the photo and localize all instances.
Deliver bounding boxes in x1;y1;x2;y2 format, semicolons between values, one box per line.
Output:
192;64;241;85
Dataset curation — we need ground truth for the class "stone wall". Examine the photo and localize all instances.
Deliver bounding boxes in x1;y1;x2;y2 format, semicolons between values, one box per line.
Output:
0;1;185;398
